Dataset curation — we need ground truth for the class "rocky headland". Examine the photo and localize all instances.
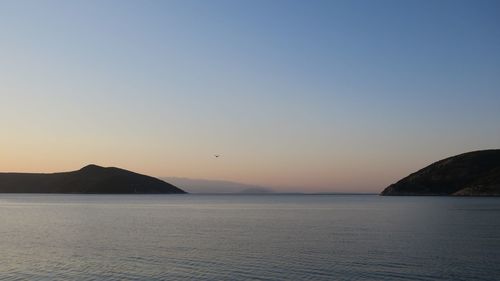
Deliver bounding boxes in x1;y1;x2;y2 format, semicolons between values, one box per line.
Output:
0;164;186;194
381;150;500;196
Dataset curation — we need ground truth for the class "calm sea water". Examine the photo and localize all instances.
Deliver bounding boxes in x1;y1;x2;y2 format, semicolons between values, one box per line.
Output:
0;194;499;281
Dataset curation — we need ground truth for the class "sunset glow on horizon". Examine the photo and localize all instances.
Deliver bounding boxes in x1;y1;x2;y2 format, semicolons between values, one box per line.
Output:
1;0;499;193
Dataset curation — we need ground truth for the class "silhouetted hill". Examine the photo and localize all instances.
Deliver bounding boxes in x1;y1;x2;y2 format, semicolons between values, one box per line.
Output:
381;150;500;196
0;164;186;194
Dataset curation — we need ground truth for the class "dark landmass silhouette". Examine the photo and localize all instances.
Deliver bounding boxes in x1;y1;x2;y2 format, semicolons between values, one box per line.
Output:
381;150;500;196
0;164;186;194
162;177;274;194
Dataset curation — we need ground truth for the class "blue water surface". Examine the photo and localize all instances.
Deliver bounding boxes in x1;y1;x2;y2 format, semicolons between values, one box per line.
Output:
0;194;499;280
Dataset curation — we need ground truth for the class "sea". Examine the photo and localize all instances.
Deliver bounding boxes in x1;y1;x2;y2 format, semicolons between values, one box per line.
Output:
0;194;499;281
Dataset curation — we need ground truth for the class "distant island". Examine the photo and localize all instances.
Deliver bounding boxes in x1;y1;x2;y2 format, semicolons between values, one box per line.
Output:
381;150;500;196
162;177;274;194
0;164;186;194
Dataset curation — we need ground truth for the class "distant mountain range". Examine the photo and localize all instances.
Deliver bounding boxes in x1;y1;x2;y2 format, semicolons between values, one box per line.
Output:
0;164;186;194
162;177;274;194
381;150;500;196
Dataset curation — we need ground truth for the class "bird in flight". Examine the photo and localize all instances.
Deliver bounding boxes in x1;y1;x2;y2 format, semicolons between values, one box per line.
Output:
214;154;221;158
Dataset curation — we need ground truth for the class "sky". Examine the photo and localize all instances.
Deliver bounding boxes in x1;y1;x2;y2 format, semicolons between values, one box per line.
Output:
0;0;499;193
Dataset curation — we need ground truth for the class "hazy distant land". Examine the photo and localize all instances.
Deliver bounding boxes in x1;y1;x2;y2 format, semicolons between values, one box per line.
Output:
0;165;186;194
1;150;499;196
162;177;274;194
381;150;500;196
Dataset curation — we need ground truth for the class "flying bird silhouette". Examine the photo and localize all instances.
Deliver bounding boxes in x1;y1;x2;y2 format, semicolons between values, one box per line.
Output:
214;154;221;158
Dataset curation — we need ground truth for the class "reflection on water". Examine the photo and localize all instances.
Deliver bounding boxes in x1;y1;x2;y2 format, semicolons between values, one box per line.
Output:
1;194;499;280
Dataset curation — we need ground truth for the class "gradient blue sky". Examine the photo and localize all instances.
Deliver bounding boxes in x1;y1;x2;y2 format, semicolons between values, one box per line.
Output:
1;0;499;192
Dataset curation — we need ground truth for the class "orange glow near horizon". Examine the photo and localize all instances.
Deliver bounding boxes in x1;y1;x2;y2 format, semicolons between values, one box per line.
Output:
1;0;499;193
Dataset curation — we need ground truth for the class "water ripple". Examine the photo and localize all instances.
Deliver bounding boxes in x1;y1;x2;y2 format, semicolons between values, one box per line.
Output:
1;195;499;280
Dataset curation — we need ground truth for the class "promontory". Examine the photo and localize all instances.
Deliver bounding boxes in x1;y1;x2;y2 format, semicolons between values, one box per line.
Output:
0;164;186;194
381;150;500;196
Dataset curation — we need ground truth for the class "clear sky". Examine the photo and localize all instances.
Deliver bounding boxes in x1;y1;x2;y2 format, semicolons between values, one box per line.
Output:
1;0;499;192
